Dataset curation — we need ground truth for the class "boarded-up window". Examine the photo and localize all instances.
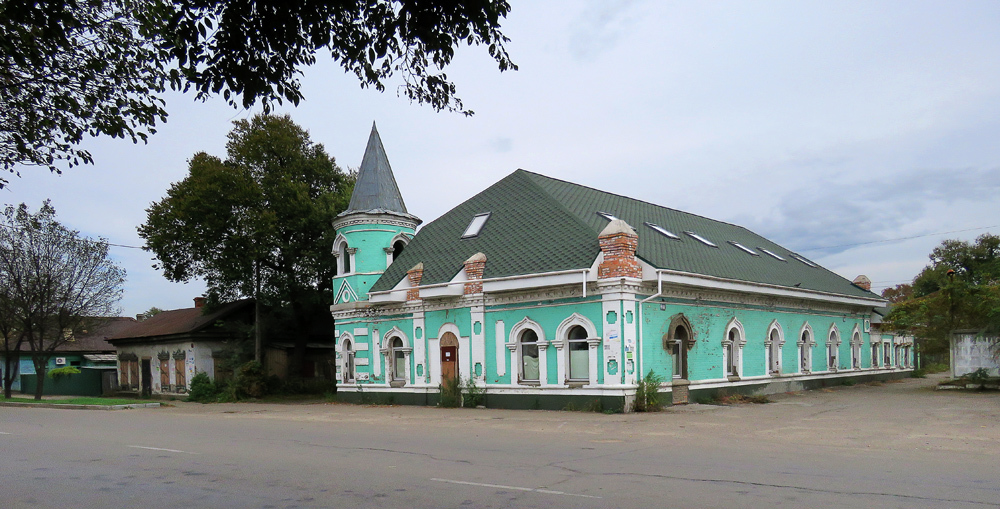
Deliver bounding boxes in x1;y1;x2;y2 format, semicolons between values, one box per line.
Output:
120;362;129;387
175;359;186;390
160;359;170;389
129;361;139;390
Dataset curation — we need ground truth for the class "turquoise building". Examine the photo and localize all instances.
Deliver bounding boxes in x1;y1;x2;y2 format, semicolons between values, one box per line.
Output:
331;126;904;410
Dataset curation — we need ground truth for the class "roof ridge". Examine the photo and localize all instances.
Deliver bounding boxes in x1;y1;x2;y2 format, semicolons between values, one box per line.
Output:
516;170;607;236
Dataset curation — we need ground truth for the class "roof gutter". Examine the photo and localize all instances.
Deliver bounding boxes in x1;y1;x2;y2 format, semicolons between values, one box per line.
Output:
636;271;664;382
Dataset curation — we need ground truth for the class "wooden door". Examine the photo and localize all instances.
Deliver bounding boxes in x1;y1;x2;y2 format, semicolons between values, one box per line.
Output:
440;332;459;382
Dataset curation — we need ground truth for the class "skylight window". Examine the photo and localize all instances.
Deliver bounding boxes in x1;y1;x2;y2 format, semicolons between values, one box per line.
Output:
462;212;491;238
789;253;818;268
596;211;621;222
684;231;717;247
728;241;759;256
759;248;786;261
645;222;680;240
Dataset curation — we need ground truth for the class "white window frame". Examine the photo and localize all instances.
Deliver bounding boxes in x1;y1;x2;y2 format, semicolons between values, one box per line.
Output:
340;334;356;383
333;234;354;275
462;212;492;239
799;323;814;373
664;315;693;380
508;318;546;385
385;233;410;266
765;320;784;375
850;326;862;370
556;313;599;385
381;327;411;384
827;324;840;371
722;318;746;378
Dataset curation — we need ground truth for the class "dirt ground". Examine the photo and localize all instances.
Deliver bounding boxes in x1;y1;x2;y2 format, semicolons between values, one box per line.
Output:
164;372;1000;458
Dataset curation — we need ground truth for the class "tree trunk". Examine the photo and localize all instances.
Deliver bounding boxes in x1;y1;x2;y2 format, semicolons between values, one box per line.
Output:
3;353;15;399
33;357;46;401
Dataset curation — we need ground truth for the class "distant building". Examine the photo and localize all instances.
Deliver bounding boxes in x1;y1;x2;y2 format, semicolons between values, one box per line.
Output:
331;124;904;410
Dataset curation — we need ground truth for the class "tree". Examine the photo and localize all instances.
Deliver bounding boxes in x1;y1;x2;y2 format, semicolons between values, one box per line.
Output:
1;0;515;188
0;0;169;188
884;234;1000;355
0;201;125;399
139;114;354;375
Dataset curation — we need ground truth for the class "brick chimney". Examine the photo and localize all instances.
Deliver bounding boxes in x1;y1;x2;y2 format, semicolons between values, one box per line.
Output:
193;296;207;308
463;252;487;295
406;263;424;301
597;219;641;279
853;275;872;291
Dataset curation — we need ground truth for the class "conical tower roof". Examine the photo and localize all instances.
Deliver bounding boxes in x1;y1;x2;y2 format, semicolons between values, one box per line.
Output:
344;122;410;215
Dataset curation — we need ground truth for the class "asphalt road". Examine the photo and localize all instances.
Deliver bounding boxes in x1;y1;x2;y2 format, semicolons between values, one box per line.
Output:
2;375;999;508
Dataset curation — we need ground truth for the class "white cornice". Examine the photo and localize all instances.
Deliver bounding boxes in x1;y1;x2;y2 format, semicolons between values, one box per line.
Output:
654;269;886;307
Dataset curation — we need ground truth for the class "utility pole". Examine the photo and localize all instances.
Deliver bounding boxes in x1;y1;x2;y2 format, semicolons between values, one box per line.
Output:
255;259;262;363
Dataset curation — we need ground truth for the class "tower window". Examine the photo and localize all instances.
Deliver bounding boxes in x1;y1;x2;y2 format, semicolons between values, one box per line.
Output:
392;240;406;261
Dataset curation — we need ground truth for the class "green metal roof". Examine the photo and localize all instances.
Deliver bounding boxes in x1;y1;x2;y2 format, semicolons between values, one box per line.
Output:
343;122;411;216
370;170;878;301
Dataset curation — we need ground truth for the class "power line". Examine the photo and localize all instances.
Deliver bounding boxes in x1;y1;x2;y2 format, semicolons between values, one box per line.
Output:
798;225;999;252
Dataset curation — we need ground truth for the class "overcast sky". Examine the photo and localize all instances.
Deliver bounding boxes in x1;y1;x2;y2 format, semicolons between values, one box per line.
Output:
5;0;1000;317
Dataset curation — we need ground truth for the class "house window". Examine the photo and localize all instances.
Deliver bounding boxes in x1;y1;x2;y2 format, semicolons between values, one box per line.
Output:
567;325;589;382
342;338;355;383
767;326;782;375
685;231;718;247
520;329;540;383
645;222;680;240
759;247;786;261
723;324;744;378
174;358;186;391
390;337;406;381
729;241;759;256
827;330;840;370
884;343;891;367
160;358;170;390
799;327;813;373
871;342;880;368
851;332;862;369
665;316;692;379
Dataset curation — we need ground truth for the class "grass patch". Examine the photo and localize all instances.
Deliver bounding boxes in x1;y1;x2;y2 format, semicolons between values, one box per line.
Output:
3;397;150;406
698;390;771;405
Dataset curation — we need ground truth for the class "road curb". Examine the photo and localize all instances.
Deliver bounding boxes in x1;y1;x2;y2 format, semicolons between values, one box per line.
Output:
0;402;161;410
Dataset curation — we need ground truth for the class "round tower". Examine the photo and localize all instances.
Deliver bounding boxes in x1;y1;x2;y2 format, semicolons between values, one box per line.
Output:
332;122;421;304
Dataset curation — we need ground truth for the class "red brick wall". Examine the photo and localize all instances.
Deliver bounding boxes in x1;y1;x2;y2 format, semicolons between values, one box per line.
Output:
597;231;641;279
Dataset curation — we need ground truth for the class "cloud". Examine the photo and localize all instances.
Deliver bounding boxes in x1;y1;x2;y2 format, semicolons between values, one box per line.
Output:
741;166;1000;257
569;0;642;60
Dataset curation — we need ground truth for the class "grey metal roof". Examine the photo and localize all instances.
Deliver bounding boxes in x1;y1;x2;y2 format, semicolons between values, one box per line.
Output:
343;122;409;215
371;169;881;302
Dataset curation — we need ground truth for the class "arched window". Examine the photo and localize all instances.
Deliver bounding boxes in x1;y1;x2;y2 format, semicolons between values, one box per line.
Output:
851;331;862;369
390;337;405;381
341;242;352;274
766;321;783;375
519;329;540;383
665;315;692;379
392;240;406;262
567;325;589;382
827;328;840;371
799;326;813;373
723;319;745;378
342;338;355;383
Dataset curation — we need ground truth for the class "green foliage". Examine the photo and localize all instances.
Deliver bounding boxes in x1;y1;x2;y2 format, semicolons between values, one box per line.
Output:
633;370;664;412
47;366;81;381
462;378;487;408
0;201;125;400
186;371;220;403
911;368;927;378
924;362;950;374
230;361;268;399
439;376;462;408
965;368;991;384
884;234;1000;355
156;0;516;114
140;115;354;373
1;1;515;188
0;0;169;187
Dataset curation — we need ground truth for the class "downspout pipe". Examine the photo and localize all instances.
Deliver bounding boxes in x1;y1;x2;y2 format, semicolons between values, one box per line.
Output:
636;271;664;381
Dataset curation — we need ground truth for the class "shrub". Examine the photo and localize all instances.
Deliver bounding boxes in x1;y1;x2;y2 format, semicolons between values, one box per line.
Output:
923;362;949;374
231;361;268;399
966;368;991;384
462;377;487;408
187;371;220;403
439;376;461;408
633;370;664;412
47;366;81;381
